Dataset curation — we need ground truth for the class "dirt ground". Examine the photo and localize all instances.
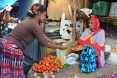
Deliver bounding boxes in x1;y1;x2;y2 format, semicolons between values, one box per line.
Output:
28;62;117;78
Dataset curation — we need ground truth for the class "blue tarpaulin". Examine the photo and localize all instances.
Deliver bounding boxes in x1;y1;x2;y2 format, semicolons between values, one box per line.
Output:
0;0;17;10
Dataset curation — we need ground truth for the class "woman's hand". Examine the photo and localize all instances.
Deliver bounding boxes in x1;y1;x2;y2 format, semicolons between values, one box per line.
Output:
59;45;67;50
72;41;78;47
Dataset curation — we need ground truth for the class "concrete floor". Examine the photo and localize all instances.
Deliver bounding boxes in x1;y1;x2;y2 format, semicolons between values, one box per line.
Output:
28;62;117;78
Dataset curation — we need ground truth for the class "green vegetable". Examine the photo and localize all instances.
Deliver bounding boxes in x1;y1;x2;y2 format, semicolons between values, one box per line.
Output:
62;63;69;68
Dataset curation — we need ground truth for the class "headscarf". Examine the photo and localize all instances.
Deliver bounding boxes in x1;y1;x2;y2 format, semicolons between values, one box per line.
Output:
90;16;102;34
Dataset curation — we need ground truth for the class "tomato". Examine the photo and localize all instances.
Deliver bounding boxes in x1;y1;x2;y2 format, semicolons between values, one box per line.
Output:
32;55;63;73
32;66;36;71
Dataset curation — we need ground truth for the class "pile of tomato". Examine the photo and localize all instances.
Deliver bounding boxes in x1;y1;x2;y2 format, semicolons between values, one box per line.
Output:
32;55;62;73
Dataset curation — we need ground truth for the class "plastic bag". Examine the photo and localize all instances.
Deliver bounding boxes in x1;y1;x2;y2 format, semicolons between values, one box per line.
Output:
106;52;117;66
60;13;72;39
56;40;73;64
65;53;79;65
92;1;109;16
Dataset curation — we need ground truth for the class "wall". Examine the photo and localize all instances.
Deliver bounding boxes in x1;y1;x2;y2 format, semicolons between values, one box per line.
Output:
100;22;117;40
106;38;117;48
100;22;117;48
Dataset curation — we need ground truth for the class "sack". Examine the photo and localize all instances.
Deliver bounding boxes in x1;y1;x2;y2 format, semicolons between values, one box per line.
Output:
106;52;117;66
92;1;109;16
109;2;117;17
80;46;97;73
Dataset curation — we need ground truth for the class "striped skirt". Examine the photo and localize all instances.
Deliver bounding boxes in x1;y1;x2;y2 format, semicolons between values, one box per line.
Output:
0;39;25;78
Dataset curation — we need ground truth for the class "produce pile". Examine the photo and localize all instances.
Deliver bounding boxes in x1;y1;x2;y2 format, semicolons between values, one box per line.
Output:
71;45;84;51
32;55;62;73
101;71;117;78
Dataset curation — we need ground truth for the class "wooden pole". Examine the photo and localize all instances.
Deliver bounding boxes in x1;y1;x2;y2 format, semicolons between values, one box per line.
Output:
72;0;77;41
84;0;86;8
66;0;77;55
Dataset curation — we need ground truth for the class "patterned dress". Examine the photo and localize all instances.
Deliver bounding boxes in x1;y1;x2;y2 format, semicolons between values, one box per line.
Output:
0;39;25;78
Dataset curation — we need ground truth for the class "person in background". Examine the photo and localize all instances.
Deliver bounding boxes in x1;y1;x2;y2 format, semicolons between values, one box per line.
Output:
77;16;105;68
0;4;66;78
0;5;12;37
0;11;4;37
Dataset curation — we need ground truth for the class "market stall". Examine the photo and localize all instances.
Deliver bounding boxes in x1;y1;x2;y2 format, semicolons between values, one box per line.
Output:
28;0;117;78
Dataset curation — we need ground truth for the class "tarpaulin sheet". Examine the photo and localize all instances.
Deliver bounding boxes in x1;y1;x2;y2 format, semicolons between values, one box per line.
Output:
0;0;16;10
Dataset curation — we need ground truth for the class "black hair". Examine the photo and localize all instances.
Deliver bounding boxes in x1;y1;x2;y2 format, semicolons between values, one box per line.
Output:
37;5;46;13
27;3;46;18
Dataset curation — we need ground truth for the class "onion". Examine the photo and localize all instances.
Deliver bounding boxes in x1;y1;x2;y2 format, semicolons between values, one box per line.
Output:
101;71;117;78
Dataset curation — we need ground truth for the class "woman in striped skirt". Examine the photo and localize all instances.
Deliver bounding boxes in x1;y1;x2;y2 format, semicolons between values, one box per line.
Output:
0;4;66;78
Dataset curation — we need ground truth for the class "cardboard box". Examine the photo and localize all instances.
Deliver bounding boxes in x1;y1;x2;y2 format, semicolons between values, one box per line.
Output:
47;0;74;20
77;0;85;9
77;0;92;10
